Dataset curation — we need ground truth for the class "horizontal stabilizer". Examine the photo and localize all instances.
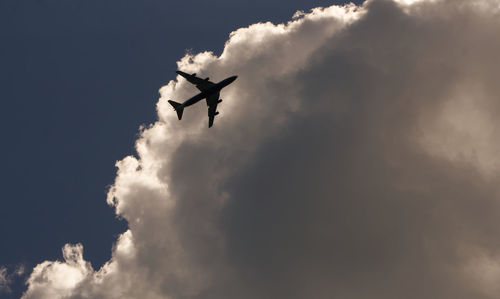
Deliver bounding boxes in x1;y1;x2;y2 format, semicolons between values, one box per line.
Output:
168;100;184;120
176;71;195;78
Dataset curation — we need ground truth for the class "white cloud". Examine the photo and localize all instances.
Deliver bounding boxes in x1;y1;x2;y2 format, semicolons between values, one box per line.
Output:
22;0;500;298
15;264;25;277
0;266;11;293
1;264;26;294
22;244;93;298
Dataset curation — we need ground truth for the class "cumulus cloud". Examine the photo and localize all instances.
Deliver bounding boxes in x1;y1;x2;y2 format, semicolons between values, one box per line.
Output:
22;0;500;298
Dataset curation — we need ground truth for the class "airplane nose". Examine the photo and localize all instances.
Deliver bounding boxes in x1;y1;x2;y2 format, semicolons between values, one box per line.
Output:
222;75;237;86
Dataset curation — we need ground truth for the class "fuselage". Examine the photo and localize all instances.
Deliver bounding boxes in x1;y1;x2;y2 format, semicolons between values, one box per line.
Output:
182;75;237;107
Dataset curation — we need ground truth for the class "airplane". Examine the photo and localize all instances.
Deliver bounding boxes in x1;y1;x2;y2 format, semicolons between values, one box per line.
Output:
168;71;238;128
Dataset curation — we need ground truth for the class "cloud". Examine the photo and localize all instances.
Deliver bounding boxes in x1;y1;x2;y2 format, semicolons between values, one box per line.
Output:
22;0;500;298
1;264;25;294
23;244;93;298
0;266;11;293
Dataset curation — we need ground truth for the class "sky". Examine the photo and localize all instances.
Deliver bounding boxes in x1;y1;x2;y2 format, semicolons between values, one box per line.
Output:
2;0;500;298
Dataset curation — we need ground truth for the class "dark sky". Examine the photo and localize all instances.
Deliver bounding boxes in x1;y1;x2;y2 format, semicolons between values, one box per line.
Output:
0;0;363;297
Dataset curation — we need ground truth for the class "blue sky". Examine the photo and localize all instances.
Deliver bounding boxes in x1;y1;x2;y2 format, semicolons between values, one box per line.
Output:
6;1;500;298
0;1;362;297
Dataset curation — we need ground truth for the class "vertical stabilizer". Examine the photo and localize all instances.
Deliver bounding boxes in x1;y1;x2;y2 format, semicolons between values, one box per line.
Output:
168;100;184;120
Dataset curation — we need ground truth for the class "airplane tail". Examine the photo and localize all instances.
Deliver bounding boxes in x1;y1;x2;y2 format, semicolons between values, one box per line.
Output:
168;100;184;120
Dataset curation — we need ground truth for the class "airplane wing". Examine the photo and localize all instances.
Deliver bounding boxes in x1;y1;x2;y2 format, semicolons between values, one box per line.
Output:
206;92;220;128
176;70;215;92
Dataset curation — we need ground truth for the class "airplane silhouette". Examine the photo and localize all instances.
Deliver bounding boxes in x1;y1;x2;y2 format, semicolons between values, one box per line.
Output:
168;71;237;127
